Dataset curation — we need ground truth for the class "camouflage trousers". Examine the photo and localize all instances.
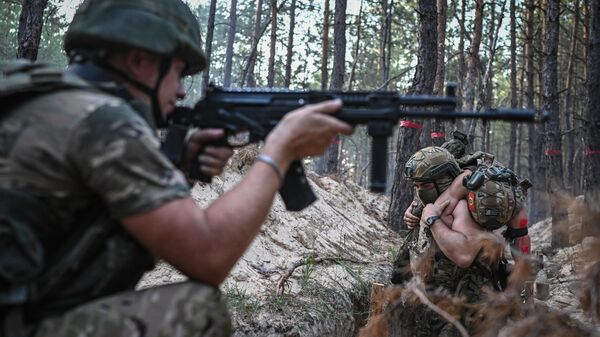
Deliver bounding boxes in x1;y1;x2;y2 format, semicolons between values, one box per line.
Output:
4;282;232;337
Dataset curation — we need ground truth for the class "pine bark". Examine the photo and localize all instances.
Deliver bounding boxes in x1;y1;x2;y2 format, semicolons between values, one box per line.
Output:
432;0;447;146
463;0;483;113
526;0;539;223
456;0;466;113
433;0;447;95
223;0;238;87
202;0;217;91
533;0;549;223
267;0;277;87
508;0;518;169
321;0;331;91
582;0;600;238
245;0;264;87
322;0;347;174
389;0;437;231
16;0;48;60
563;1;580;191
380;0;393;89
543;0;567;247
283;0;297;88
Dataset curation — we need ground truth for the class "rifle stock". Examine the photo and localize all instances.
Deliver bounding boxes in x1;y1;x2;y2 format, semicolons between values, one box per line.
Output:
162;84;537;211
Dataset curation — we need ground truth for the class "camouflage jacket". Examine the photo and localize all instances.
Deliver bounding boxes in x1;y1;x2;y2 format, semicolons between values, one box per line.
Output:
0;61;189;315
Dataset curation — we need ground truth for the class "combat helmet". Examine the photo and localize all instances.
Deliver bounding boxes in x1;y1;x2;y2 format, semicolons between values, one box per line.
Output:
64;0;206;75
465;164;525;230
64;0;206;127
404;147;461;203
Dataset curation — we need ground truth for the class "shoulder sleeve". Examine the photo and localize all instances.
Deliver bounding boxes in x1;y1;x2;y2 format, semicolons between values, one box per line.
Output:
68;101;190;219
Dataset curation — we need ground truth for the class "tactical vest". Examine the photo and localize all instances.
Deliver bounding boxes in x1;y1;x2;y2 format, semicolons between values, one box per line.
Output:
0;60;154;320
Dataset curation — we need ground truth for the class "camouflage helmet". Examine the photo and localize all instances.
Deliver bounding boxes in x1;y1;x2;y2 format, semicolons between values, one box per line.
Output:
404;147;460;182
64;0;206;75
467;179;520;230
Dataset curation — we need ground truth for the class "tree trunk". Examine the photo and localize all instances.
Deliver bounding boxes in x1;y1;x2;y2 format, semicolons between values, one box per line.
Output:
579;0;590;194
533;0;550;223
283;0;297;88
463;0;483;113
433;0;447;95
380;0;393;89
431;0;447;146
525;0;539;223
388;0;437;231
543;0;567;248
563;1;580;192
245;0;264;87
241;0;287;87
479;0;506;153
322;0;347;175
321;0;331;91
465;0;483;148
347;0;364;90
456;0;467;114
315;0;329;176
223;0;238;88
202;0;217;92
267;0;277;87
16;0;48;60
582;0;600;238
508;0;518;169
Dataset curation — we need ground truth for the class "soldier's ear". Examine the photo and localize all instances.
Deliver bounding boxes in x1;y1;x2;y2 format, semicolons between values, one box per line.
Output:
124;49;159;82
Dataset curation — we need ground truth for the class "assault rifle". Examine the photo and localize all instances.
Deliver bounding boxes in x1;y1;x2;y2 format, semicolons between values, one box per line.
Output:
162;84;536;211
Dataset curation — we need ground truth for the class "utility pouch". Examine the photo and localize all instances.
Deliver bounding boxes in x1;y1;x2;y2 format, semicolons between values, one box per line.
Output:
0;190;50;305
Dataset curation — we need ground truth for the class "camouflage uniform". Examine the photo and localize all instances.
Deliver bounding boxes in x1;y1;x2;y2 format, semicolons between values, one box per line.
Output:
389;147;495;337
0;66;231;336
0;0;233;335
32;282;230;337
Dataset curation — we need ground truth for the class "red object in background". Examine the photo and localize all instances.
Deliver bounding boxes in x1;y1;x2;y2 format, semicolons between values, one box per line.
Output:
519;217;528;228
514;235;531;254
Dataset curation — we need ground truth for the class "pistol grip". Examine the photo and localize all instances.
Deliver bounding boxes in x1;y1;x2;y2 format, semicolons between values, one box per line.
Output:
279;161;317;211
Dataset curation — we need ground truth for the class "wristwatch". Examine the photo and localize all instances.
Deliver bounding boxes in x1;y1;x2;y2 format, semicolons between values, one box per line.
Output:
425;215;441;227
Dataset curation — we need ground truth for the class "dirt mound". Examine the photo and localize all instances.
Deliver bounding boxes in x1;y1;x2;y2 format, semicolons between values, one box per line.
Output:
138;149;401;336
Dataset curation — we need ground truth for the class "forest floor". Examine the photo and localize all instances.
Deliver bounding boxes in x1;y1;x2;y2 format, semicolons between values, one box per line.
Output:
138;147;600;336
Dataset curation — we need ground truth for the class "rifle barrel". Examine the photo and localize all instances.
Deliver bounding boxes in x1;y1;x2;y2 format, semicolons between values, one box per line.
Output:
401;108;537;122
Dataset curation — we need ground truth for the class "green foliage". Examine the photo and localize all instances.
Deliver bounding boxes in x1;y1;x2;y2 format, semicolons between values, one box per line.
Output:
0;1;21;60
299;256;316;289
223;284;263;319
0;0;69;65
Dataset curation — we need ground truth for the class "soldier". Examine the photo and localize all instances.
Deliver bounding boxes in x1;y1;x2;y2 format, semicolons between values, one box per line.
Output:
391;147;500;337
402;136;531;259
0;0;352;336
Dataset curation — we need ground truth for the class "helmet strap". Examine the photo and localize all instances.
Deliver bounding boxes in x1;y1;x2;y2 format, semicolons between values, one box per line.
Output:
71;50;171;128
150;58;172;128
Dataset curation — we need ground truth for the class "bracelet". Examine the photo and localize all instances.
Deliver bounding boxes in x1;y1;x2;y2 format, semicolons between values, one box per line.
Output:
256;154;284;185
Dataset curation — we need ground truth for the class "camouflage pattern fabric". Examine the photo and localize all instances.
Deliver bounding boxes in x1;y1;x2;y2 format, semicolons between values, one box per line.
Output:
465;162;526;230
404;147;460;182
0;88;189;223
30;282;232;337
440;130;469;159
389;253;492;337
64;0;206;75
0;83;193;328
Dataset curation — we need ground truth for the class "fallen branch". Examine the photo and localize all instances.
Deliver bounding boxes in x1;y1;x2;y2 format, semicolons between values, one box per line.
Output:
275;256;371;295
408;285;470;337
